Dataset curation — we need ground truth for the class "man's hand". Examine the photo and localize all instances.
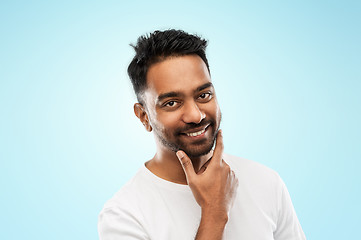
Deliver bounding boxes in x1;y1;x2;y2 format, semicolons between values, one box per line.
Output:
176;130;239;240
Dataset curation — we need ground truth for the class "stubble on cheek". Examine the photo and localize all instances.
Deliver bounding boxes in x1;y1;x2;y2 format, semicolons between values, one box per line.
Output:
149;104;222;158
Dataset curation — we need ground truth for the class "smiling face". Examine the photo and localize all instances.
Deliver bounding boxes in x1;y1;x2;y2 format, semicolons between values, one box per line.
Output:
138;54;221;158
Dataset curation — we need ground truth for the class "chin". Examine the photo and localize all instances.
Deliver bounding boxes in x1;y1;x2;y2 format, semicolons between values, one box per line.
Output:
184;149;212;158
180;140;215;158
156;125;219;158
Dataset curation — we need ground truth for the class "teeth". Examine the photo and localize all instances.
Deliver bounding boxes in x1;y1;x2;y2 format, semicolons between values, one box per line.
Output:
186;129;205;137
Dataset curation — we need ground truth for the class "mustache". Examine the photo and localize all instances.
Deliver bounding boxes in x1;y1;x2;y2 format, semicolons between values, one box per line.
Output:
175;119;213;134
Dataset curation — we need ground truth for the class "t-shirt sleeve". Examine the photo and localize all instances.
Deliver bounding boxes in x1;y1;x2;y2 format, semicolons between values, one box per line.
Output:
98;207;149;240
273;175;306;240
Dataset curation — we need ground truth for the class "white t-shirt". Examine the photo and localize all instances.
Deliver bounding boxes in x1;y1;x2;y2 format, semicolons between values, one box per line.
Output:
98;153;306;240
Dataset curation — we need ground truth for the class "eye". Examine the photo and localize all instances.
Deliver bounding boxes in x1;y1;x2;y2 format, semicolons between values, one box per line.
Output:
198;92;213;102
163;100;180;108
199;93;208;99
165;101;176;107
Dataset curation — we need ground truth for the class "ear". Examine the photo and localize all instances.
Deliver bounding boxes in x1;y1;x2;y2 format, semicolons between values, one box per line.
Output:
134;103;152;132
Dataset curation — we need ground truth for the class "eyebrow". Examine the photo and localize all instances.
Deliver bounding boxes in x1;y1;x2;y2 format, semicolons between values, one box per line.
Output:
157;92;182;103
156;82;214;103
196;82;213;92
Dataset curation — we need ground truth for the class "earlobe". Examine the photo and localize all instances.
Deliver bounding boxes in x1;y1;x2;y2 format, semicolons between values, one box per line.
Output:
145;122;152;132
134;103;152;132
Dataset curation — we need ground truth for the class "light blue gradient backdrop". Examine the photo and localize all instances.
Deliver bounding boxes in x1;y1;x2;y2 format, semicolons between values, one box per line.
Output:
1;1;360;239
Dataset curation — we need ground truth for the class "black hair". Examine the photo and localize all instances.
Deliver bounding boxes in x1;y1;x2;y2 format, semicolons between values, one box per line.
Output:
127;29;209;104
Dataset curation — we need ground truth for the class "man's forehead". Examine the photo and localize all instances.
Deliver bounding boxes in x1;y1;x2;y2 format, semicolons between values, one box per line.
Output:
145;55;212;95
154;78;212;93
155;82;214;103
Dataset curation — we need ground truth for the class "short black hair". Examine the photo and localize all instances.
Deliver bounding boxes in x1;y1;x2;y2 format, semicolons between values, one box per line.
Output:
127;29;209;104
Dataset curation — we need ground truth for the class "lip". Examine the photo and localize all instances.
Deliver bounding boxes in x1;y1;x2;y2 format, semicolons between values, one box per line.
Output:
181;124;210;138
181;124;210;135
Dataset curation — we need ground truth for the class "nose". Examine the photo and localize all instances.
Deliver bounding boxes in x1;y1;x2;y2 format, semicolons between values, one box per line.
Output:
182;101;206;124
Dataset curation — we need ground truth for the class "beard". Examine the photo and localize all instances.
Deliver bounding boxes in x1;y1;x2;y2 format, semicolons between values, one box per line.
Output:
152;115;221;158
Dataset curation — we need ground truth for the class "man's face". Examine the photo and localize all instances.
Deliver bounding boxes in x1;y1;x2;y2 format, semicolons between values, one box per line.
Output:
142;55;221;158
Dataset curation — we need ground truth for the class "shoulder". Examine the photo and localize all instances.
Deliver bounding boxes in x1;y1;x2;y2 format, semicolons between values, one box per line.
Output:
100;167;147;212
223;153;285;200
99;165;170;218
223;153;281;181
98;168;151;238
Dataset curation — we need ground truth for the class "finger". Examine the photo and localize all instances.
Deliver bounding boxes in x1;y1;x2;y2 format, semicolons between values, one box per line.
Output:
210;130;224;166
197;158;212;174
230;170;235;178
176;151;196;182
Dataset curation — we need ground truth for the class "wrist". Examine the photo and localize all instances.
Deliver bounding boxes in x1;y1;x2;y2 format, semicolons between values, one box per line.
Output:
201;207;229;225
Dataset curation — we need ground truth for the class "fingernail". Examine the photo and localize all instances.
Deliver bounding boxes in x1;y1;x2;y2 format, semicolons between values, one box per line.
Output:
176;151;184;159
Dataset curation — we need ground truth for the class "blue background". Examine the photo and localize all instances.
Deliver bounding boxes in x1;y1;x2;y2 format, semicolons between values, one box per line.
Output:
1;1;360;239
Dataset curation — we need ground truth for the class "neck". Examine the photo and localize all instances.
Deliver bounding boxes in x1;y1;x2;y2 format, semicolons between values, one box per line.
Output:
145;144;212;185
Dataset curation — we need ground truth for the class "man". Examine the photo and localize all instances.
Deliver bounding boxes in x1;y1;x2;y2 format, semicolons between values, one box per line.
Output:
98;29;306;240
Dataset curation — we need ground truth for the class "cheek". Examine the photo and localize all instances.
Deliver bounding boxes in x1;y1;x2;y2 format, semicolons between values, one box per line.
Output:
155;111;182;128
205;101;221;118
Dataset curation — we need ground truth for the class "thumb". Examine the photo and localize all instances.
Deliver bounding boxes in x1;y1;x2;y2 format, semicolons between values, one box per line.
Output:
176;150;196;182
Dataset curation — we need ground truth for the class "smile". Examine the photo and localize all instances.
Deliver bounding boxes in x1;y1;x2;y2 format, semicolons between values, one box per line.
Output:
186;128;206;137
182;124;210;138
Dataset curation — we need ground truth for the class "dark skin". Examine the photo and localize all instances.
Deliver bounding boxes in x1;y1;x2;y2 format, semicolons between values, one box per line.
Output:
134;55;238;239
134;101;213;184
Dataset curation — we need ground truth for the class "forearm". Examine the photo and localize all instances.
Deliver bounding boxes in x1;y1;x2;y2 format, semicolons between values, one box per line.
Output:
176;131;237;240
195;209;228;240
